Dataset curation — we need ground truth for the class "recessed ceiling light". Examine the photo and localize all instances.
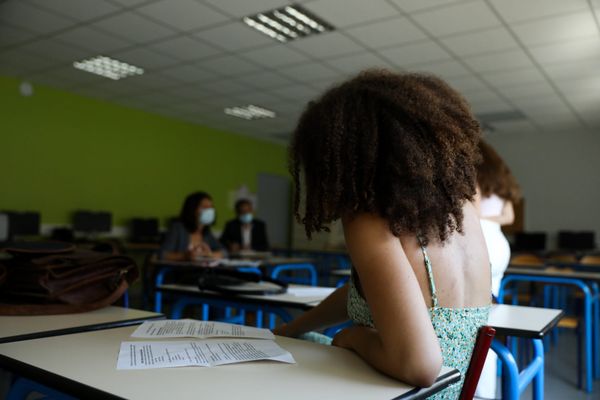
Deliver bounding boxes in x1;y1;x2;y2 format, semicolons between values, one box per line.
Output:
73;56;144;80
243;4;334;43
224;105;276;120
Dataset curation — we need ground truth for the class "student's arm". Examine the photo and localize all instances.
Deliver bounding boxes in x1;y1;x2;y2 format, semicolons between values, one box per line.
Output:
332;213;442;387
272;284;349;337
481;200;514;226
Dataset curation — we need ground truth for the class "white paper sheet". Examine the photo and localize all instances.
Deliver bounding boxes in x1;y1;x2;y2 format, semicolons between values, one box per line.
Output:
286;287;336;297
117;339;295;370
219;259;262;268
131;320;275;340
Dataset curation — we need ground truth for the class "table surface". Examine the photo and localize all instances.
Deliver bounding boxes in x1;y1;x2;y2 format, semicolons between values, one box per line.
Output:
0;307;164;344
0;325;459;400
488;304;563;338
152;257;315;268
158;283;332;309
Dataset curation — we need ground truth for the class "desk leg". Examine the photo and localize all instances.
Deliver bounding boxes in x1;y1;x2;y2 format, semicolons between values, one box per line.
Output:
589;281;600;380
154;267;168;313
492;339;545;400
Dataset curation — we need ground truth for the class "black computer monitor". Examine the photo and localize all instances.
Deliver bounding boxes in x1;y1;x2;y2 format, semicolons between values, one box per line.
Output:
73;211;112;233
4;211;41;237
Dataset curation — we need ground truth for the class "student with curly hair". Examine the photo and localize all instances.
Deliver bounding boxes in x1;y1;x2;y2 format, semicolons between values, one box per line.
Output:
274;70;491;397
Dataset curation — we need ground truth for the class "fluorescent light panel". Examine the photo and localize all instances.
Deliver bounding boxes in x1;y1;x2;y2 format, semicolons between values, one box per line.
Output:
243;4;334;43
225;105;276;120
73;56;144;80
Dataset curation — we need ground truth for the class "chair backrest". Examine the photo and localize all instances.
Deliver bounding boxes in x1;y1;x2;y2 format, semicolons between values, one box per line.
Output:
459;326;496;400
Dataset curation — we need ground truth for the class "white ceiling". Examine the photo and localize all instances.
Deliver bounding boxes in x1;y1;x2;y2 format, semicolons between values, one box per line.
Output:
1;0;599;143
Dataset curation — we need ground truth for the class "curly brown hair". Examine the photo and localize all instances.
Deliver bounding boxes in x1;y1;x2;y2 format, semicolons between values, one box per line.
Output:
477;140;521;203
289;70;482;244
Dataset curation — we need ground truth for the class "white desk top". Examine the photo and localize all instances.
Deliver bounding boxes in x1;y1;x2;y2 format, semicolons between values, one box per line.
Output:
487;304;563;338
0;307;163;344
330;269;351;277
0;325;459;400
158;283;331;308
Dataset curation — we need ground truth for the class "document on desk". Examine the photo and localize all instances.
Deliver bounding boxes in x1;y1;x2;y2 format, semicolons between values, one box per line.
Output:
286;287;336;297
117;339;295;370
132;319;275;340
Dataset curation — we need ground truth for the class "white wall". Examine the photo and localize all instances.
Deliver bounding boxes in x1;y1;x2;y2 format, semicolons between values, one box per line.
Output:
487;130;600;249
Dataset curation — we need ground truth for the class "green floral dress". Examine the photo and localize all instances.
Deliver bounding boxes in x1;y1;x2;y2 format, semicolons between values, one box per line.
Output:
347;243;490;399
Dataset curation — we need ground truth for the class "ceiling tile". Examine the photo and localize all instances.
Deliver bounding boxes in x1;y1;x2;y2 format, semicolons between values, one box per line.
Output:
202;0;290;17
462;49;535;73
201;79;252;95
160;64;218;83
28;66;106;87
440;27;519;57
126;72;182;89
234;70;294;89
529;36;600;65
407;59;470;78
19;39;91;64
112;47;179;69
0;24;36;48
511;94;567;112
231;91;287;106
240;44;310;67
27;0;120;21
304;0;399;27
108;0;151;7
495;81;557;99
345;17;427;49
378;40;452;67
55;26;132;53
410;1;501;36
554;76;600;98
92;12;176;43
268;84;322;102
290;32;364;58
489;119;538;133
463;90;505;104
488;0;588;23
0;49;62;75
0;1;77;34
445;75;489;94
194;22;273;51
324;51;394;75
278;61;340;82
481;67;547;88
199;55;261;76
389;0;467;14
163;84;218;100
470;98;514;114
148;36;221;61
542;59;597;82
136;0;228;31
510;12;598;47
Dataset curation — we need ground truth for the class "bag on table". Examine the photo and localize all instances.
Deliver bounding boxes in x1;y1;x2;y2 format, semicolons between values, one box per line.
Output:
0;241;139;315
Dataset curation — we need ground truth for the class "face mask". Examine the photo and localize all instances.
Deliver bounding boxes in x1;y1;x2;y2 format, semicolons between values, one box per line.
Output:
239;213;253;224
199;208;215;225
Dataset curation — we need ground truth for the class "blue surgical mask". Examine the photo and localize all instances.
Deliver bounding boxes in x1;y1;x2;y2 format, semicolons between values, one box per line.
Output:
239;213;253;224
199;208;215;225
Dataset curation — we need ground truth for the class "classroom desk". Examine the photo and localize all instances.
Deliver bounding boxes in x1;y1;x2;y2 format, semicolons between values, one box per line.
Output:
0;325;460;400
503;266;600;392
488;304;563;400
0;306;164;344
152;257;317;313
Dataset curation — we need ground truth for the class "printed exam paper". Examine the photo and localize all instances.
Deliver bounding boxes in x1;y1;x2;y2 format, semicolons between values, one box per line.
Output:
131;320;275;340
117;339;295;370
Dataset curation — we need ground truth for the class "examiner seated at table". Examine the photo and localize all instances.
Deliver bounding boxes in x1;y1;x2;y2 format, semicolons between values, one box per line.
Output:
220;198;269;253
160;191;224;260
274;70;491;396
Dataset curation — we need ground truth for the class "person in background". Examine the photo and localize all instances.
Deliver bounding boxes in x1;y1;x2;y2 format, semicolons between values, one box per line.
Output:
274;70;491;397
160;191;224;260
474;140;521;399
220;198;269;253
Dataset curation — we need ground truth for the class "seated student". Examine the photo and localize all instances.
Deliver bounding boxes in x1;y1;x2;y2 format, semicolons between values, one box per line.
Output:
160;191;224;260
274;70;491;396
220;199;269;253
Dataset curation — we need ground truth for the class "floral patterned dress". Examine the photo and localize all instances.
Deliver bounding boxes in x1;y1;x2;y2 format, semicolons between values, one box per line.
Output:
347;242;490;399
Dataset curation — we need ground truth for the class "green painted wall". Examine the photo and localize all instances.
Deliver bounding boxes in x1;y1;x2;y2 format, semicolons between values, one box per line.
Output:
0;75;288;231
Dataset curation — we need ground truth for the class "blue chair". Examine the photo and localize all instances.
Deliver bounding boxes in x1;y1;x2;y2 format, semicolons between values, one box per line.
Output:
7;377;76;400
270;263;317;286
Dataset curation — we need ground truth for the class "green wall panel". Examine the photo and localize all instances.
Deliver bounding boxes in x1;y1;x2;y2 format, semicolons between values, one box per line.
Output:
0;76;288;230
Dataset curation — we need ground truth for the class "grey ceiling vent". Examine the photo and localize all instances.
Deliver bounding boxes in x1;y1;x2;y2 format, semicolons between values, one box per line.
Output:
476;110;526;132
243;4;334;43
